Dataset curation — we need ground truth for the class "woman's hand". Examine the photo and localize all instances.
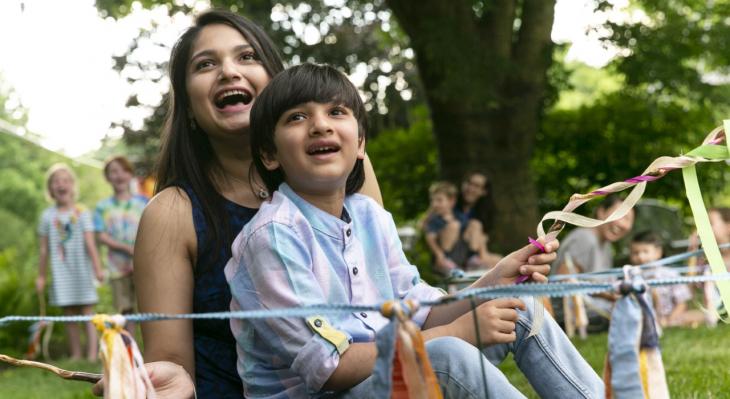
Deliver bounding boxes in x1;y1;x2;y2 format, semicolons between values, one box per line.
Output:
480;238;559;286
92;361;195;399
447;298;525;346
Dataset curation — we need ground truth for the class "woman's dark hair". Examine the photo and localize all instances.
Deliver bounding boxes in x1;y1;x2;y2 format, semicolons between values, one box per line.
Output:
155;10;284;271
250;63;367;195
456;171;495;233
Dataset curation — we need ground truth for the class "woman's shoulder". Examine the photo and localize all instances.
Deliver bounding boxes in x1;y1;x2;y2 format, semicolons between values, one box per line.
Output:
142;187;193;223
136;186;197;256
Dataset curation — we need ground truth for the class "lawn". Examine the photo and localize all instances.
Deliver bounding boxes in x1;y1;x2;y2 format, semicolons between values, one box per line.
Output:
0;325;729;398
500;324;730;398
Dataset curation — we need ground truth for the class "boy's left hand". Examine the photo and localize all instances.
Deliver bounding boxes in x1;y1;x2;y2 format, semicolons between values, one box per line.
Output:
483;238;559;286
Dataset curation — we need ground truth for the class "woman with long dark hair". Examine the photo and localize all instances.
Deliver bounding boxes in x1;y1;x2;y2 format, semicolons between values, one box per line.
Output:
93;10;382;398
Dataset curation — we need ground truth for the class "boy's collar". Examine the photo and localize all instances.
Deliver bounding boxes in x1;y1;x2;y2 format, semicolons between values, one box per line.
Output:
278;183;352;239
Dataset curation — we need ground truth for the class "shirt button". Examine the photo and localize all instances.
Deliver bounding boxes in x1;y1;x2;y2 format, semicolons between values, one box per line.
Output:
314;319;323;328
360;312;368;318
352;267;359;276
346;229;351;237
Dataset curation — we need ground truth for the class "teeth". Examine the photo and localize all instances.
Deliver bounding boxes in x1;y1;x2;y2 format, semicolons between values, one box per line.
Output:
311;146;336;153
218;89;247;100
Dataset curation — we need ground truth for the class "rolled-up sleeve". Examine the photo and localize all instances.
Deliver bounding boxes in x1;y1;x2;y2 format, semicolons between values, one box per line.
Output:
227;222;351;393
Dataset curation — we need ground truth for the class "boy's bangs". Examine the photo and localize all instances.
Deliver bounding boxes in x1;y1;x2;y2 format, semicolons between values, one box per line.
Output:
273;67;361;119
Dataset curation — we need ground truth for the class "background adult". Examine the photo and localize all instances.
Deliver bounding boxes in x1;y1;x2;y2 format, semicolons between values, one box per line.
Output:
455;172;501;269
551;194;635;331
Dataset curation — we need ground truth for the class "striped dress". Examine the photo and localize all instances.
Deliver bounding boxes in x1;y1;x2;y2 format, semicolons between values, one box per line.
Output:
38;205;98;306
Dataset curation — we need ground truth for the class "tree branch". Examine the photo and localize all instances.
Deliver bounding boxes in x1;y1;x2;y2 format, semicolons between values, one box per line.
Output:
480;0;517;60
386;0;475;49
513;0;555;76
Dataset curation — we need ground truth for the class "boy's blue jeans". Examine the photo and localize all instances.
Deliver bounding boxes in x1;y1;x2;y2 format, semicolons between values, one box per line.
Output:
338;298;604;398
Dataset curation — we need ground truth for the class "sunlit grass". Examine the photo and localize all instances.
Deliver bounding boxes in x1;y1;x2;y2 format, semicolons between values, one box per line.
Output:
499;325;730;398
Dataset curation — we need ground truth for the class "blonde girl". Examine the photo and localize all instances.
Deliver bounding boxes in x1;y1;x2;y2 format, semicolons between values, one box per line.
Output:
36;163;104;360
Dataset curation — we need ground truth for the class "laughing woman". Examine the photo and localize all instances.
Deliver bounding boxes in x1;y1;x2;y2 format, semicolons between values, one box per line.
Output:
92;10;382;399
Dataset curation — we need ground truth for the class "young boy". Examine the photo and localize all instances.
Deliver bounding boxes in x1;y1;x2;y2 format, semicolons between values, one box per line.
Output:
94;156;148;333
224;63;601;398
629;230;702;328
423;181;465;276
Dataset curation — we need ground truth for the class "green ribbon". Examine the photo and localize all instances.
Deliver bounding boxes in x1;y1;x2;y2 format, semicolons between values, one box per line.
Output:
682;120;730;315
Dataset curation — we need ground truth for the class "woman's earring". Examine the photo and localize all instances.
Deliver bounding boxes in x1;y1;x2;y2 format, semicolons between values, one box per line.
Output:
190;118;198;131
257;188;269;199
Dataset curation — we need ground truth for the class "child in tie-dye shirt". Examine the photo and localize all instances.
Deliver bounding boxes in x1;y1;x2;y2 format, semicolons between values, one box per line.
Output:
94;156;147;331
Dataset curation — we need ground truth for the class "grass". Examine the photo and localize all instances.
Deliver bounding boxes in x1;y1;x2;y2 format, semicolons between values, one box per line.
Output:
0;357;98;399
499;324;730;398
1;324;729;397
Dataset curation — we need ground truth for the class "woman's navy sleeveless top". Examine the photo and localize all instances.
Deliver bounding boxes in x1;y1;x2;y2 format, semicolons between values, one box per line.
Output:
184;185;257;398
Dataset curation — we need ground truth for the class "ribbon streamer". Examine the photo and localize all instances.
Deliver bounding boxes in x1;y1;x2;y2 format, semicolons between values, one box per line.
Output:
536;123;730;313
604;267;669;398
92;314;156;399
372;300;442;399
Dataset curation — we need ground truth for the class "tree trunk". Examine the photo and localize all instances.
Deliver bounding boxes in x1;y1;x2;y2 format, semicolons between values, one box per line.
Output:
387;0;555;251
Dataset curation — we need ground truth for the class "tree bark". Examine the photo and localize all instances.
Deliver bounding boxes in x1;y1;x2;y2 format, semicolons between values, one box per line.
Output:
387;0;555;251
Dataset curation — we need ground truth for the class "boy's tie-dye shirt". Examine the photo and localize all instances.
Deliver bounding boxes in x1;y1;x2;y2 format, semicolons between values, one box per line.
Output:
225;183;444;398
93;195;148;278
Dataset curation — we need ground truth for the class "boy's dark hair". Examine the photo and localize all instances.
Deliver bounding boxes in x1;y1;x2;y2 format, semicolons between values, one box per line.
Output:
250;63;367;195
631;230;663;248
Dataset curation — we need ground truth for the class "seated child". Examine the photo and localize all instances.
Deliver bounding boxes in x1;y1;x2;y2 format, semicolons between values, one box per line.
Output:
422;181;467;277
630;231;704;328
225;63;602;398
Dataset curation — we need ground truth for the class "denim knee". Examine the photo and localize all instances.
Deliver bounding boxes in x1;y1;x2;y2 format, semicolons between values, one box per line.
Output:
426;336;475;359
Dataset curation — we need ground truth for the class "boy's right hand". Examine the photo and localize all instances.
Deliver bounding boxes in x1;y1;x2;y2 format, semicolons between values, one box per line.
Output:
450;297;525;346
35;276;45;293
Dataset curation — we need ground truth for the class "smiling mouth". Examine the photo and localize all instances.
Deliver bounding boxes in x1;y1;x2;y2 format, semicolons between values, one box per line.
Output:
214;89;253;110
306;145;340;155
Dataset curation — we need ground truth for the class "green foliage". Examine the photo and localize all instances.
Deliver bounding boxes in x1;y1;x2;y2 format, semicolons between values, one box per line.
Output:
553;62;624;110
0;358;98;398
601;0;730;101
0;73;28;126
0;130;110;350
533;88;727;220
366;105;438;224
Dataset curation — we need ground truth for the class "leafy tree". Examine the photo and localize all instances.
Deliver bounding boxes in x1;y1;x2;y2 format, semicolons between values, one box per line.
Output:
533;0;730;219
384;0;557;250
535;88;723;214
